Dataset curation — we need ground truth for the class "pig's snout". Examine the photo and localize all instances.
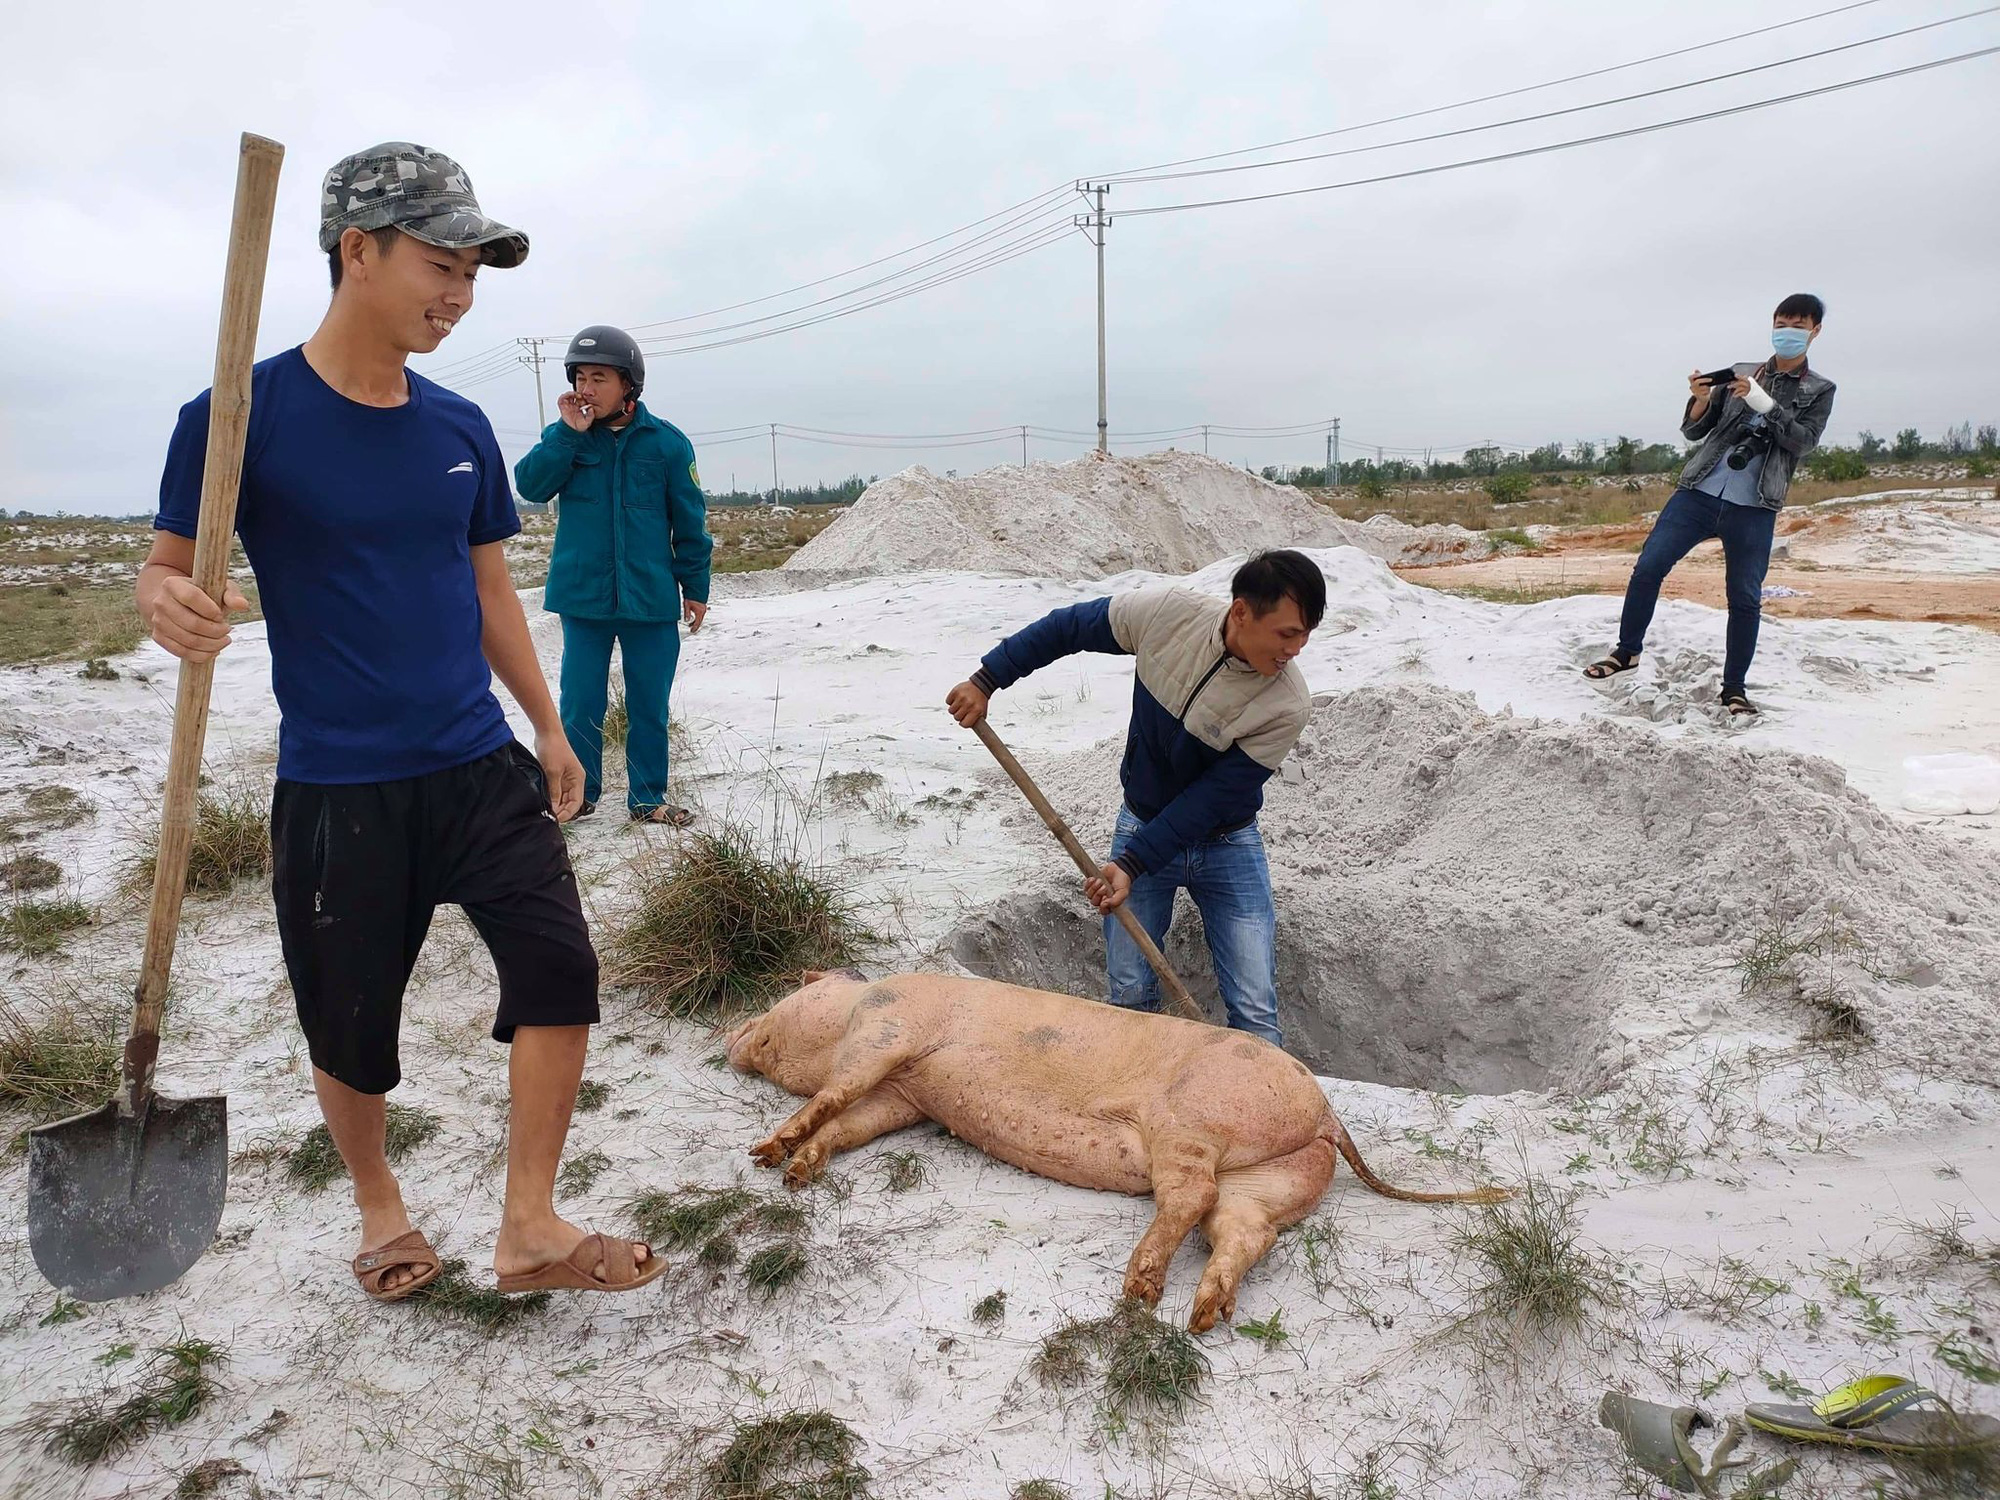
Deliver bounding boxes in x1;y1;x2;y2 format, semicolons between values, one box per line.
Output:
725;1018;763;1072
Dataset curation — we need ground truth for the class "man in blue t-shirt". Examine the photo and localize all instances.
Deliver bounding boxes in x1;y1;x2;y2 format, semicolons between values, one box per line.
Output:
137;143;665;1303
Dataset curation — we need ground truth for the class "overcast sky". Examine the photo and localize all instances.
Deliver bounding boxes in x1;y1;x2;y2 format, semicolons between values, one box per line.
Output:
4;0;1997;514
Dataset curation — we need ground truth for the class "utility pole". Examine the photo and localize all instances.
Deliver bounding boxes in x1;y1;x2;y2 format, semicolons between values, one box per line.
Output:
1331;418;1342;487
1075;182;1111;454
1202;424;1210;456
769;423;779;507
516;337;548;428
1020;425;1029;467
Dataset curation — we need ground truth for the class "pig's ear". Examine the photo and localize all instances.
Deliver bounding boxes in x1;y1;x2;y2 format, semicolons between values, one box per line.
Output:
801;969;828;984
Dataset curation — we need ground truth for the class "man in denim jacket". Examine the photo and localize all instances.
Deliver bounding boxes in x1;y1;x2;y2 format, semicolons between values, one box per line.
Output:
1585;293;1836;715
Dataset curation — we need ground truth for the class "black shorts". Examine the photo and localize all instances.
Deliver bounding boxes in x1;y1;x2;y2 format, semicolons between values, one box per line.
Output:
271;741;600;1095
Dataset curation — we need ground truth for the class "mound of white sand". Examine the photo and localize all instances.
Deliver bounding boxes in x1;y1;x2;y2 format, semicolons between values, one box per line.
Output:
783;450;1491;578
982;684;2000;1092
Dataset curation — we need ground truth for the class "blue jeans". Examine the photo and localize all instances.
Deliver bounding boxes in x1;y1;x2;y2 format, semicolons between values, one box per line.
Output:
1104;806;1282;1046
558;616;681;810
1617;487;1777;693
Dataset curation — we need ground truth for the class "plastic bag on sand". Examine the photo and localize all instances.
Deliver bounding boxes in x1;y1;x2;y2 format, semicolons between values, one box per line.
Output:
1901;752;2000;816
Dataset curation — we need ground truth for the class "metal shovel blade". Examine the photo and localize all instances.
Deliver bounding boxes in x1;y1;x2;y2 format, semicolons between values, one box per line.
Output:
27;1093;227;1301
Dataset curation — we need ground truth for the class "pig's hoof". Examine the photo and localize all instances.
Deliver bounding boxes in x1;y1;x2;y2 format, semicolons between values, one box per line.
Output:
749;1138;787;1167
1189;1287;1232;1334
783;1150;826;1189
1122;1267;1166;1306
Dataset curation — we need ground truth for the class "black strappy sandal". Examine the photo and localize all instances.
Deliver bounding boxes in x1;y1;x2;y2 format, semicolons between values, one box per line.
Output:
1583;648;1640;680
1720;688;1758;716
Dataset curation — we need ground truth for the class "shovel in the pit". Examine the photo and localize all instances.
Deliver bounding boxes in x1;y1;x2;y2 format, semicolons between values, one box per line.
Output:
28;132;284;1301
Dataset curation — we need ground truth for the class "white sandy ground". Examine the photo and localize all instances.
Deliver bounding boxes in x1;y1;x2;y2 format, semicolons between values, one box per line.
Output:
3;533;1999;1497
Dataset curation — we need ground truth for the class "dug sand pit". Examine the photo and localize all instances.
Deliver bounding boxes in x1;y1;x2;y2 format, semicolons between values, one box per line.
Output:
957;685;2000;1094
782;450;1489;578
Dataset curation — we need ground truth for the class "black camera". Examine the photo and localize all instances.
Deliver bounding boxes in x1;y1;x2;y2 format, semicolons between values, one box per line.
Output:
1726;430;1772;470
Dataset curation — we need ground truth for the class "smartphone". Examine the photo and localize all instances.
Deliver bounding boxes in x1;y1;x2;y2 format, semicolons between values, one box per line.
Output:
1697;367;1741;388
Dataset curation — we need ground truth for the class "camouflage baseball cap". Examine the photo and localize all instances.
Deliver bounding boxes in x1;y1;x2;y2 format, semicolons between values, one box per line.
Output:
319;142;529;269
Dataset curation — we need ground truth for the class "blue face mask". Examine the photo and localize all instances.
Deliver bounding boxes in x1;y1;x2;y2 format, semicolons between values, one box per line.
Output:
1772;327;1811;359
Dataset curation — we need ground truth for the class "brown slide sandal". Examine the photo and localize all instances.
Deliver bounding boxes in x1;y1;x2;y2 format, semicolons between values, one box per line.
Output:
353;1229;442;1303
494;1232;667;1295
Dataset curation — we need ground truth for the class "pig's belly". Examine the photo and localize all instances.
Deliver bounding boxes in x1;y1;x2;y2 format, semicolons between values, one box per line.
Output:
909;1056;1153;1195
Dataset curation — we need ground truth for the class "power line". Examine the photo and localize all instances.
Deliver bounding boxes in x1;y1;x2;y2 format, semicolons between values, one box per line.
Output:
630;200;1077;348
616;183;1073;334
1092;0;1895;181
1107;6;1999;187
1116;45;2000;217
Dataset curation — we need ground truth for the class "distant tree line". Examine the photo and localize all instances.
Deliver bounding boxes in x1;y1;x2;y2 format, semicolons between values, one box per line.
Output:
1261;421;1999;496
706;476;872;509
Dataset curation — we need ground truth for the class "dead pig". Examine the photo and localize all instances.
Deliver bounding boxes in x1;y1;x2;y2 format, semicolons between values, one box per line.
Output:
726;969;1507;1332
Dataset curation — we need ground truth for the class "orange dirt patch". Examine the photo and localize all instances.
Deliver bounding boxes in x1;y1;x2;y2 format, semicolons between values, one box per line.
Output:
1399;546;2000;631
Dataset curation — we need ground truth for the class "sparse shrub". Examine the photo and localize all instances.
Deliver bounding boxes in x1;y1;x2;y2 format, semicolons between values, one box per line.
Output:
25;1338;226;1465
744;1239;809;1295
557;1148;612;1198
822;769;886;811
1484;527;1537;553
575;1079;611;1113
1;896;91;955
1235;1310;1288;1348
1355;472;1388;502
1482;471;1533;505
77;657;119;681
631;1185;759;1249
133;785;271;896
1807;447;1870;482
0;995;121;1124
0;853;62;893
699;1233;740;1269
703;1410;870;1500
1449;1174;1616;1335
879;1149;931;1193
1968;454;1994;480
602;686;629;748
607;827;865;1019
1011;1483;1072;1500
412;1258;551;1334
972;1290;1008;1326
284;1103;442;1192
1032;1300;1209;1428
175;1458;249;1498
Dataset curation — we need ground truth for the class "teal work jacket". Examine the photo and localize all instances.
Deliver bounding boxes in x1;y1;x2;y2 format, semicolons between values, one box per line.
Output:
514;403;713;620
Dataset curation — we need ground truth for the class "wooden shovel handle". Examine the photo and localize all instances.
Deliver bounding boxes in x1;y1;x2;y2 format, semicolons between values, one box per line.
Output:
970;718;1208;1025
126;134;284;1109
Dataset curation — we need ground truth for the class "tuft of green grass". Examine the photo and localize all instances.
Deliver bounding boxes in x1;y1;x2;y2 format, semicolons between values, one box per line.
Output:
557;1148;612;1199
0;995;121;1125
1010;1484;1073;1500
1235;1310;1289;1349
78;657;120;682
602;687;629;748
1936;1333;2000;1385
0;785;95;844
1440;580;1606;606
27;1338;226;1465
1484;527;1539;552
1449;1174;1616;1335
972;1290;1008;1327
574;1079;612;1113
699;1233;741;1269
1880;1438;2000;1499
175;1458;249;1497
822;769;886;811
631;1185;758;1250
411;1258;552;1334
744;1240;809;1296
1031;1300;1210;1428
133;785;272;896
284;1103;442;1193
878;1149;931;1193
0;853;63;893
0;895;91;955
40;1294;87;1327
751;1200;809;1236
703;1409;870;1500
606;827;866;1020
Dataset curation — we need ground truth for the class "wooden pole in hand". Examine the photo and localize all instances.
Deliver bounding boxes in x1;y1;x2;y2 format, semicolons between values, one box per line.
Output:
125;133;284;1114
971;718;1208;1025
